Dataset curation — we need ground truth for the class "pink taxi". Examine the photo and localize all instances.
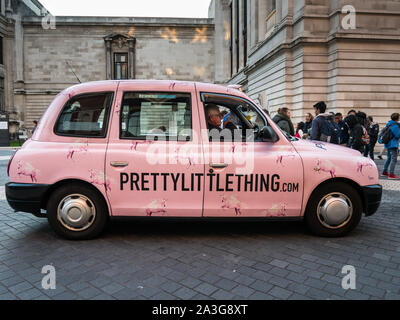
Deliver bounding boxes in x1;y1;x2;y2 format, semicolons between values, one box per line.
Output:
6;80;382;240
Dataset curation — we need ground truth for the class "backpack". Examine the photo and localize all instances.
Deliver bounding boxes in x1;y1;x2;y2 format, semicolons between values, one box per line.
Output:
378;123;399;145
361;126;370;145
321;116;339;144
368;123;379;139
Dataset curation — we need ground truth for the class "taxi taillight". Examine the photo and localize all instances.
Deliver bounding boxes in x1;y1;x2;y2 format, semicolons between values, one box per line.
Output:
7;150;17;177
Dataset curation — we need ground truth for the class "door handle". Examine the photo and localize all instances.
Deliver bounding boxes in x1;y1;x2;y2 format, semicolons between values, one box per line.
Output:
110;161;129;168
210;163;228;169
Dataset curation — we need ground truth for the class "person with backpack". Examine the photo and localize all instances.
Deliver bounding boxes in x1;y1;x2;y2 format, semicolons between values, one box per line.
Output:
272;108;295;136
310;101;331;142
346;114;365;153
380;113;400;179
364;116;379;160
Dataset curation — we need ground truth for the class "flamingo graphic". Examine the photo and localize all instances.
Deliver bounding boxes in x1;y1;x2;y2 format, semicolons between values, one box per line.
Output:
17;161;39;183
266;203;288;217
130;140;153;151
356;161;374;175
89;169;111;192
67;142;89;159
276;154;296;166
221;195;244;216
146;199;167;216
314;159;336;178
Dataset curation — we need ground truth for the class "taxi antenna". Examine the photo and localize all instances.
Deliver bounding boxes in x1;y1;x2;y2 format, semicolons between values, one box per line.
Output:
66;60;81;83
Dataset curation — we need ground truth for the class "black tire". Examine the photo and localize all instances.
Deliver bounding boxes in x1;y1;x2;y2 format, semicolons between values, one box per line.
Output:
47;183;109;240
305;182;363;237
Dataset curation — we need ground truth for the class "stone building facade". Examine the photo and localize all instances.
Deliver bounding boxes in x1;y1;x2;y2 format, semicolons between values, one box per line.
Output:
211;0;400;125
1;0;214;135
1;0;400;137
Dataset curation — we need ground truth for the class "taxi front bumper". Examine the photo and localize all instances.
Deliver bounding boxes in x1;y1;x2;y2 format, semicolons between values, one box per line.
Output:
361;184;382;216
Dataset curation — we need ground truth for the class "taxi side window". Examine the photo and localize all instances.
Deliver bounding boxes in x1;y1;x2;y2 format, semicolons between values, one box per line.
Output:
202;93;268;142
120;92;192;141
54;92;113;138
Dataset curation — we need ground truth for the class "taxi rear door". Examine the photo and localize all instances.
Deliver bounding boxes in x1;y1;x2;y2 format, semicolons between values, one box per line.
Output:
105;81;205;217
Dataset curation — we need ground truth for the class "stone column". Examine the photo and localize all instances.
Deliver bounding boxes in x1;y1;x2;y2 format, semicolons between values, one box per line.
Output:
250;0;258;48
232;0;238;73
276;0;282;23
104;38;112;80
5;0;11;16
128;38;136;79
258;0;267;41
13;13;24;83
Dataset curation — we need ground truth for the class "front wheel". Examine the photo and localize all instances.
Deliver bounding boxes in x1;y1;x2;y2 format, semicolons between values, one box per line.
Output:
47;184;109;240
305;182;363;237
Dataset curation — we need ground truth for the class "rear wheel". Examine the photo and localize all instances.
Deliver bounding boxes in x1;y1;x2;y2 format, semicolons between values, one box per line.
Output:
47;184;108;240
305;182;362;237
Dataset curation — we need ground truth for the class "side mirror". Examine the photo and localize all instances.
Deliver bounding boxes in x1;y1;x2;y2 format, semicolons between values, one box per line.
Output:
261;126;279;143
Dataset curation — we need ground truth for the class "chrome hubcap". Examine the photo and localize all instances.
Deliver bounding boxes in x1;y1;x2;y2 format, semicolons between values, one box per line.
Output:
57;194;96;231
317;192;352;229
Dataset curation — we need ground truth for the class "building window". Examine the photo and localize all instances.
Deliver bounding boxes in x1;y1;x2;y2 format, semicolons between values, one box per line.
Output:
266;0;276;38
0;77;4;111
0;37;3;65
0;0;5;16
114;53;128;80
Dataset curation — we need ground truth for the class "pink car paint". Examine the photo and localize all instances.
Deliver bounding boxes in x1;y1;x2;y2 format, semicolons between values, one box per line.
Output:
6;80;381;233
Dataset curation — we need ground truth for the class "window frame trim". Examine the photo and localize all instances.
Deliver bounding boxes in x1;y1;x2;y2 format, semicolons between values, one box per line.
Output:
53;91;115;139
118;91;194;142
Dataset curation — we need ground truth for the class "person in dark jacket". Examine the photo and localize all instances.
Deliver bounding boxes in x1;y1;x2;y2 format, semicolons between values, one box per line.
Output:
381;113;400;179
310;101;330;141
272;108;295;136
364;116;379;160
335;113;348;145
346;114;364;153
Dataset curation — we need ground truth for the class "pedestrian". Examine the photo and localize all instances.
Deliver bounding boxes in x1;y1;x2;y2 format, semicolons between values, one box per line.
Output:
335;113;348;145
303;113;313;135
381;113;400;179
364;116;379;160
346;114;364;153
272;108;295;136
32;120;38;135
310;101;336;142
295;121;305;139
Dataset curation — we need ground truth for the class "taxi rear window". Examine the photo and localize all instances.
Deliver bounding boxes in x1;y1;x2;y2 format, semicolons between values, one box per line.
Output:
54;92;113;138
120;92;192;141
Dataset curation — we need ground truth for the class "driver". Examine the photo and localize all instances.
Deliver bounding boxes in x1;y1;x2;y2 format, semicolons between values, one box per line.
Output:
206;104;237;141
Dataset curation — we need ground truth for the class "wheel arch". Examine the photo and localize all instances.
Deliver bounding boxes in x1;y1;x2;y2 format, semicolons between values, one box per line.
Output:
40;179;111;216
305;178;366;215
